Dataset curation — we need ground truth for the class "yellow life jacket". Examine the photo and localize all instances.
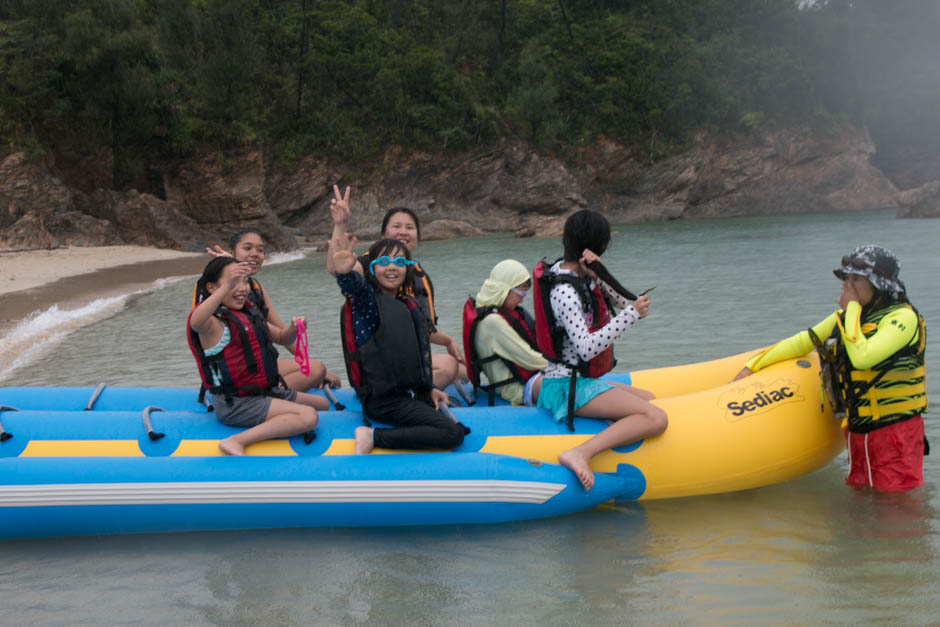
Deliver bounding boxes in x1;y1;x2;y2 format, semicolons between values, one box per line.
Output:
831;302;927;432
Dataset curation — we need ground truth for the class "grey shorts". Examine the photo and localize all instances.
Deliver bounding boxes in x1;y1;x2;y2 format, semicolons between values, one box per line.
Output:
211;387;298;427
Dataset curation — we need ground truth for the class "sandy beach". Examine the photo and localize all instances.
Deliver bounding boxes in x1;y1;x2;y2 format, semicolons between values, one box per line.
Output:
0;246;206;330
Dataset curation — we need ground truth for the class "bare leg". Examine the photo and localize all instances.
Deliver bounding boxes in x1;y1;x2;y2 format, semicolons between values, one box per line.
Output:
354;426;374;455
218;398;319;456
294;390;330;411
558;387;668;491
431;353;459;390
278;358;331;392
607;381;655;401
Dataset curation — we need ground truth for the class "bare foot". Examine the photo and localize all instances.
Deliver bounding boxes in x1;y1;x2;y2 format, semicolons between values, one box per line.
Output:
354;426;374;455
218;437;246;456
558;449;594;491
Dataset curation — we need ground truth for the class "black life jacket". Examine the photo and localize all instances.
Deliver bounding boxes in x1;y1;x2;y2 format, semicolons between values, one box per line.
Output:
462;297;542;406
340;289;434;402
187;301;281;404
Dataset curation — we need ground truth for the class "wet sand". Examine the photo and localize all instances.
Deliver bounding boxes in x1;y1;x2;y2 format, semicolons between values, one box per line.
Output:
0;247;206;331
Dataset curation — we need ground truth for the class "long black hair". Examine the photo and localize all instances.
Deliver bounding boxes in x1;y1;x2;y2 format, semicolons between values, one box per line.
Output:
195;257;238;304
562;210;637;301
381;207;421;241
364;238;414;291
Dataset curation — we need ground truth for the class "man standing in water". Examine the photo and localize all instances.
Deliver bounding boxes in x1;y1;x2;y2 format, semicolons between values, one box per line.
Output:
734;245;927;491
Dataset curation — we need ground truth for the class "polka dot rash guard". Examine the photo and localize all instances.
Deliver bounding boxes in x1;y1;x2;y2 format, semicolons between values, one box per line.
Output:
544;263;640;378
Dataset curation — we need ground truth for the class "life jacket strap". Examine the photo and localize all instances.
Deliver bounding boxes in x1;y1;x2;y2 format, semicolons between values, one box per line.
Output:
857;396;927;420
850;366;925;382
566;372;577;432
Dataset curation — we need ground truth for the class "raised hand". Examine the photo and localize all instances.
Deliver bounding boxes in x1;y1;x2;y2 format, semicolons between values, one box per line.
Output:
221;261;252;290
206;245;233;258
632;293;651;318
330;184;351;225
580;248;602;278
329;231;359;275
838;280;860;310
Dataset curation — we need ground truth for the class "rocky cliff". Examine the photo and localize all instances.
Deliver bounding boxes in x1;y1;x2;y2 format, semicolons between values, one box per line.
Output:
1;123;932;252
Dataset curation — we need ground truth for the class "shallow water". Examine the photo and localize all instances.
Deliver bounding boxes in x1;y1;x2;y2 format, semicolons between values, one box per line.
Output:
2;210;939;624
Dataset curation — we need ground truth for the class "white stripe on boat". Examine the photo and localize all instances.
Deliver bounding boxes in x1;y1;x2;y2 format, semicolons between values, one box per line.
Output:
0;480;566;507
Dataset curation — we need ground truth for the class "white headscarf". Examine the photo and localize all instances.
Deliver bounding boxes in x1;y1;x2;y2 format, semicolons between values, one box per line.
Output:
475;260;531;308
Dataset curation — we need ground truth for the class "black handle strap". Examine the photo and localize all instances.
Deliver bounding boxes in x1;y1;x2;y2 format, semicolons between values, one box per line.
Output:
0;405;18;442
566;372;577;432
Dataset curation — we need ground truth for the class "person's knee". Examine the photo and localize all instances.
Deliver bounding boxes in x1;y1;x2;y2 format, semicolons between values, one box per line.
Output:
434;354;459;380
648;406;668;435
442;421;465;449
308;359;327;382
300;406;319;430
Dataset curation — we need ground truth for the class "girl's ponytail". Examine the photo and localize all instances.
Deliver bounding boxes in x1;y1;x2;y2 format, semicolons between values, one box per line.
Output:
586;260;637;301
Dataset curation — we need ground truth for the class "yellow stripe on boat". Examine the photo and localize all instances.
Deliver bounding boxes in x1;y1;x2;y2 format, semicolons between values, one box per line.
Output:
20;441;144;457
171;440;296;456
322;440;437;455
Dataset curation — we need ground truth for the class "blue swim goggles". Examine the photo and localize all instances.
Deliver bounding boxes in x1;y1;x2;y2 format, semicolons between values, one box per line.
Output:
369;255;417;275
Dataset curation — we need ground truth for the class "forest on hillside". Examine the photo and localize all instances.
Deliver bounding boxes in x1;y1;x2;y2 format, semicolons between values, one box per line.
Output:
2;0;939;190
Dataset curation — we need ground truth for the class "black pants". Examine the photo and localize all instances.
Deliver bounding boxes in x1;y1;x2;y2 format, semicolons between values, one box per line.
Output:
363;392;465;450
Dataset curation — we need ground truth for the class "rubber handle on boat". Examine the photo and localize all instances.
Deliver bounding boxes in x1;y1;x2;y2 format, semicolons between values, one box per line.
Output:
85;382;106;410
454;381;476;407
322;384;346;411
142;406;166;441
439;403;458;423
0;406;18;442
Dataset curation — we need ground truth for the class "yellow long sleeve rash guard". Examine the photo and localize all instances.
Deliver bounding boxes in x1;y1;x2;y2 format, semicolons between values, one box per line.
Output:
745;301;919;373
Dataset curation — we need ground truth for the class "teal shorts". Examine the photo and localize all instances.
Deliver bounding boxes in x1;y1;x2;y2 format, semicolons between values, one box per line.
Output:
537;376;614;423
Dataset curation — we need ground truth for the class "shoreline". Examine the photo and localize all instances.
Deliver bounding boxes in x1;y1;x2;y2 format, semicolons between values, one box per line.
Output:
0;247;207;334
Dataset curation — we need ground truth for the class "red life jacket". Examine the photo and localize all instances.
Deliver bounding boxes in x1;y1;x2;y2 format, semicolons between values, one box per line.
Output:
462;297;542;405
532;258;618;431
187;301;280;403
532;258;616;378
340;290;434;401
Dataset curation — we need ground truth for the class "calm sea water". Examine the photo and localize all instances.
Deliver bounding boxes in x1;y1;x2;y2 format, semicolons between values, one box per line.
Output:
2;210;938;624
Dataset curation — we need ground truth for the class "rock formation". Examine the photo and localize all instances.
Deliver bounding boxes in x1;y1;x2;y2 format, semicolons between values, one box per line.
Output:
897;181;940;218
0;122;927;252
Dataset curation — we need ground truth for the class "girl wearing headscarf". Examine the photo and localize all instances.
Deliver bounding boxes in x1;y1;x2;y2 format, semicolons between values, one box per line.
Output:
734;245;927;491
466;260;548;406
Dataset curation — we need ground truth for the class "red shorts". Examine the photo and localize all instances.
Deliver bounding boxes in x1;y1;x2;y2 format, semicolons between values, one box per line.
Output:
845;415;924;491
